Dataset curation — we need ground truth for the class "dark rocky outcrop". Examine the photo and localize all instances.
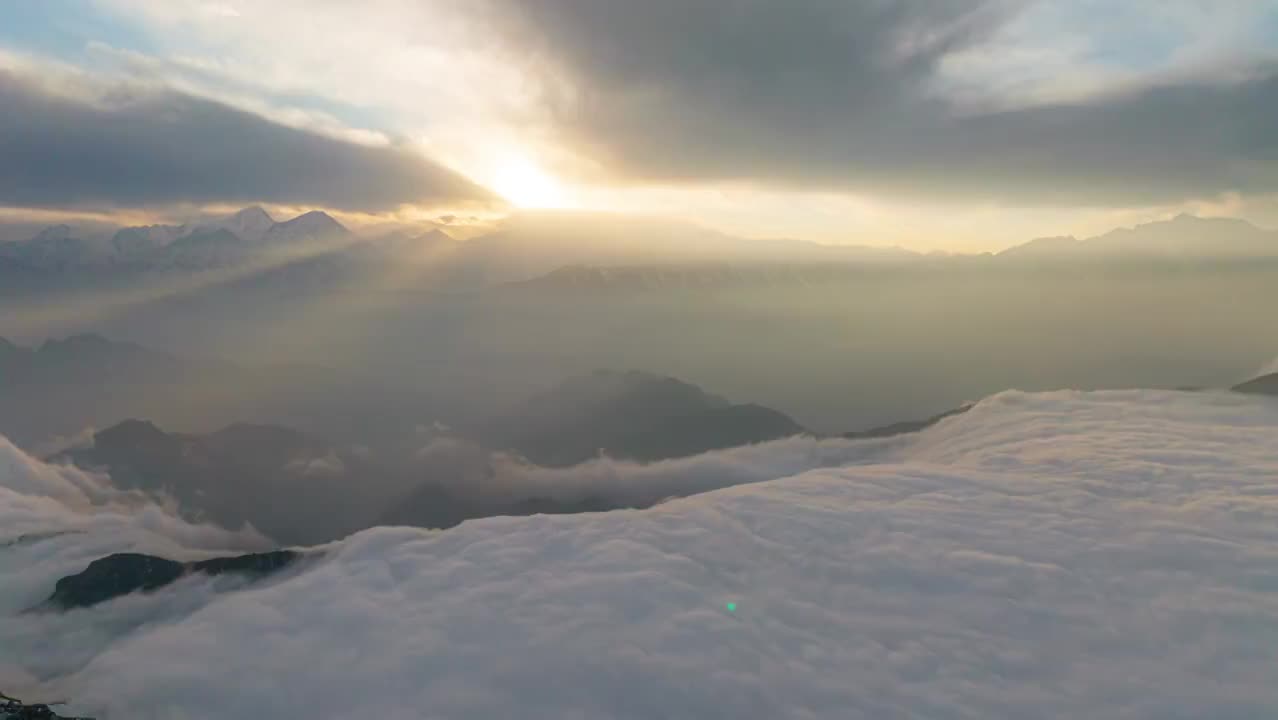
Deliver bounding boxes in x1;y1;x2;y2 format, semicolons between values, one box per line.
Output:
843;404;973;440
43;550;300;611
1233;373;1278;396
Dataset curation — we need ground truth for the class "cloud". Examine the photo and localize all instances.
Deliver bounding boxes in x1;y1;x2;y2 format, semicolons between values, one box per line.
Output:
5;389;1278;717
468;0;1278;206
0;67;497;212
0;435;273;696
416;432;884;511
284;450;346;479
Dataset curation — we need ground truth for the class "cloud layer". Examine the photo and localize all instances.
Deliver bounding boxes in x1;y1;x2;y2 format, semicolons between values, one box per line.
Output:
0;68;495;212
473;0;1278;205
5;388;1278;717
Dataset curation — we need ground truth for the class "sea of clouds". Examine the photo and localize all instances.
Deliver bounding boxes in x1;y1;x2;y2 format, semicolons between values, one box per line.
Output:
3;389;1278;719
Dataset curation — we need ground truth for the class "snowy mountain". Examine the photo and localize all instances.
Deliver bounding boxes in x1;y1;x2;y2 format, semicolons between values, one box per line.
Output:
261;209;349;246
0;225;113;270
210;206;275;243
0;208;351;273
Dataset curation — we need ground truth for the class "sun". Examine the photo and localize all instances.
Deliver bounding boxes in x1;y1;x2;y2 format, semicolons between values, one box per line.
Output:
490;157;569;209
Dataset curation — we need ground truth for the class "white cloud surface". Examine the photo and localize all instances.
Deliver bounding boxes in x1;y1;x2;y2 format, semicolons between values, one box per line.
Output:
5;389;1278;718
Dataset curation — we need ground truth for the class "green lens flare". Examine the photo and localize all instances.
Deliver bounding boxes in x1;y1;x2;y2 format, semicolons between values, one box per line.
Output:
726;602;737;612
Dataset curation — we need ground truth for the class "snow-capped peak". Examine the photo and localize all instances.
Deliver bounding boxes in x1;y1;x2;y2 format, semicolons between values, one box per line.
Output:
264;211;349;245
218;206;276;243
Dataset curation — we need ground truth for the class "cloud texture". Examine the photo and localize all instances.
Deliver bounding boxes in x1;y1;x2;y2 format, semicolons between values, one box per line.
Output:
0;68;495;211
5;389;1278;718
474;0;1278;205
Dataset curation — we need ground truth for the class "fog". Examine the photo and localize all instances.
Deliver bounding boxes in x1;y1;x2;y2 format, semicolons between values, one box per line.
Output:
7;258;1276;435
4;210;1278;555
7;389;1278;719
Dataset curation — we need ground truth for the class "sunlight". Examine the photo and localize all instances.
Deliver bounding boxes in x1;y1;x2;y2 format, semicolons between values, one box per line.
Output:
491;157;569;209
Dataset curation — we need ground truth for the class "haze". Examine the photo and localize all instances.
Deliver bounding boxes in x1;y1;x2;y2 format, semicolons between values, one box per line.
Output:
3;3;1278;720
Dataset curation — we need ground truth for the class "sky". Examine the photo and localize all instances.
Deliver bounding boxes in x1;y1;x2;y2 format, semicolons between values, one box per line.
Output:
1;0;1277;251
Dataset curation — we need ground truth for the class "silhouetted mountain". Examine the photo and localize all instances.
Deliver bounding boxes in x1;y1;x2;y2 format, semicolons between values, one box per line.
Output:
1;333;190;386
214;206;275;243
1232;373;1278;396
0;208;351;275
503;261;912;293
41;550;300;611
262;210;349;245
110;223;181;256
0;334;218;449
843;404;973;439
68;420;403;545
0;334;453;453
440;211;918;286
999;214;1278;260
0;225;111;270
478;370;806;466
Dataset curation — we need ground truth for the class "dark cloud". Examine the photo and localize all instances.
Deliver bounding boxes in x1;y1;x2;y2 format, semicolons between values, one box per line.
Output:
480;0;1278;205
0;70;496;211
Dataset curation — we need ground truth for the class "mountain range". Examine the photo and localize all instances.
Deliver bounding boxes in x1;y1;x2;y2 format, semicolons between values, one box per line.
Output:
0;333;453;452
5;209;1275;292
473;369;807;466
997;214;1278;260
0;207;356;273
60;368;809;543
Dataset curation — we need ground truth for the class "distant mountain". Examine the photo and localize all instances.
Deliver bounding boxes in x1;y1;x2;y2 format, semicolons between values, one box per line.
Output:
443;211;918;286
999;214;1278;260
0;332;192;387
503;261;907;293
1232;373;1278;396
0;207;351;273
67;419;400;545
111;224;182;256
211;206;275;243
843;404;973;439
477;369;806;466
12;209;1276;295
262;210;349;246
0;225;113;270
40;550;300;611
0;334;452;453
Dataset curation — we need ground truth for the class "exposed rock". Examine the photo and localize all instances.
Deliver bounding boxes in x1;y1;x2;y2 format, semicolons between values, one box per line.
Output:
1233;373;1278;396
843;404;973;440
42;550;301;611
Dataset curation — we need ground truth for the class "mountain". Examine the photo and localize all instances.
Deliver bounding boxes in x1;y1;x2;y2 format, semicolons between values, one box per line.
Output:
477;369;806;466
995;235;1082;259
999;214;1278;260
0;225;113;270
0;333;190;386
111;224;182;256
442;211;918;285
261;210;349;246
0;333;211;449
1232;373;1278;396
0;207;351;275
843;404;974;439
67;419;393;545
0;334;453;454
211;206;275;243
41;550;300;611
502;260;910;293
